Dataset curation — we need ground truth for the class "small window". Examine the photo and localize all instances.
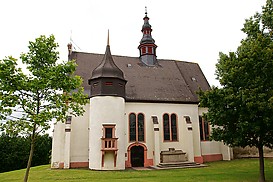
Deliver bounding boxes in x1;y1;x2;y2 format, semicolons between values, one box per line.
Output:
199;116;210;141
102;124;115;139
105;82;113;86
105;128;113;138
66;116;72;124
142;47;146;54
148;47;152;54
163;113;178;141
93;82;99;88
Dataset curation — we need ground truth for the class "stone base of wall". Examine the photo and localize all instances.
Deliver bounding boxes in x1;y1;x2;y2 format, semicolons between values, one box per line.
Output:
125;158;153;168
52;162;89;169
70;162;89;168
194;156;204;164
202;154;223;162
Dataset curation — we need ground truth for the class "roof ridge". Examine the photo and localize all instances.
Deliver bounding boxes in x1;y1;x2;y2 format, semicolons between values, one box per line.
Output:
73;51;198;64
72;51;138;59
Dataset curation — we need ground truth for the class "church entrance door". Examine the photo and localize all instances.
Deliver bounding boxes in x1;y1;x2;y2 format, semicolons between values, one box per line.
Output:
130;146;144;167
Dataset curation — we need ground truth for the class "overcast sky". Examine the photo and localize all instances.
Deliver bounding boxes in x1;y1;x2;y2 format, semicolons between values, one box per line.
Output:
0;0;266;86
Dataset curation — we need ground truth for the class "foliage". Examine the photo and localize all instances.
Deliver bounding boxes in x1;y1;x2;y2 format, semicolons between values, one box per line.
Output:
0;133;52;173
0;35;87;135
198;1;273;181
0;159;273;182
0;35;88;181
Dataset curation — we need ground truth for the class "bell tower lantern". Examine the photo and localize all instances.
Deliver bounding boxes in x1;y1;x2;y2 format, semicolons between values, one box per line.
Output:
138;7;158;66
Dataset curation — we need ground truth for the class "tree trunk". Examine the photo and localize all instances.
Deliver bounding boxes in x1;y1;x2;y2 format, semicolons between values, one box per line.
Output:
258;145;265;182
24;124;36;182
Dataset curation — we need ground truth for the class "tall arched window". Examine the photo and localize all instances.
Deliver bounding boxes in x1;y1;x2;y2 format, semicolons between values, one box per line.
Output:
163;113;178;141
138;113;144;141
129;113;136;141
129;113;145;142
171;114;178;141
163;114;170;141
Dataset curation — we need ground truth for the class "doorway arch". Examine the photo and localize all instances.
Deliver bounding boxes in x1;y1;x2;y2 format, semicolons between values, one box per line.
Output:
131;145;144;167
127;143;151;167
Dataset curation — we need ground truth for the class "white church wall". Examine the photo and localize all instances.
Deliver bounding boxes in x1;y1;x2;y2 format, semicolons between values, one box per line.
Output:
69;104;89;167
125;102;155;161
89;96;125;170
198;107;232;162
191;113;202;159
51;122;65;168
220;142;233;160
125;102;200;164
201;141;221;154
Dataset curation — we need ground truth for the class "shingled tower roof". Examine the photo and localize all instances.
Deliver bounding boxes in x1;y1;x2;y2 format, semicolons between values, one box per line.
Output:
90;31;125;81
88;31;127;98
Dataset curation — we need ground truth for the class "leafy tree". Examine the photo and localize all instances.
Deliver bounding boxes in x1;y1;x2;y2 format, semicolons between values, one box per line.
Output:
0;133;29;172
199;1;273;182
0;35;87;182
31;134;52;167
0;133;52;173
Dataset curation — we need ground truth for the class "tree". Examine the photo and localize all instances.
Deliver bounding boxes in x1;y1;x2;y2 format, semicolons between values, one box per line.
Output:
0;35;88;182
199;1;273;182
0;133;52;173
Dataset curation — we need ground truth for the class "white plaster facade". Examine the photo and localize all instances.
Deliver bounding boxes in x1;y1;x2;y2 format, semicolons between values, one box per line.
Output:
51;101;233;169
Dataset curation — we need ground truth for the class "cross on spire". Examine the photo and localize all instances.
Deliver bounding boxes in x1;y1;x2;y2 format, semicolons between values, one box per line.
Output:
107;29;110;46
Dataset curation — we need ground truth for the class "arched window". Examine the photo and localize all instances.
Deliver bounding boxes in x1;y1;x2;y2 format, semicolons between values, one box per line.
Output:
171;114;178;141
129;113;145;142
163;114;170;141
138;113;144;141
129;113;136;141
163;113;178;141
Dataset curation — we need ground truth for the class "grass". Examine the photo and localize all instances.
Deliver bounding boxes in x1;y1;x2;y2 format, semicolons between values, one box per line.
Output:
0;158;273;182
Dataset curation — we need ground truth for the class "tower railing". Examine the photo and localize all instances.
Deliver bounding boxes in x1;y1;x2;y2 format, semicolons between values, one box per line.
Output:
101;138;118;151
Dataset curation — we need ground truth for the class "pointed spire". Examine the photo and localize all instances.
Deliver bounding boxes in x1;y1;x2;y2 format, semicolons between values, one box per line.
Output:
89;31;127;98
91;43;124;80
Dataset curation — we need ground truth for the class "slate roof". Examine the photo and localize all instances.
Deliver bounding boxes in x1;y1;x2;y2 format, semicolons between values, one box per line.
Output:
91;45;125;81
71;51;210;103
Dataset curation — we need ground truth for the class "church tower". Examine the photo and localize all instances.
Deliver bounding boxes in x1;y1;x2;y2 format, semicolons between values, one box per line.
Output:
88;32;127;170
138;7;158;66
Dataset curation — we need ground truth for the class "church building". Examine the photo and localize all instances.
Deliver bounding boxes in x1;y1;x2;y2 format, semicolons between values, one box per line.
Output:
51;10;233;170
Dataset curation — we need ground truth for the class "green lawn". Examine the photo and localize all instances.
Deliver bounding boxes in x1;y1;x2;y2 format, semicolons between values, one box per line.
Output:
0;159;273;182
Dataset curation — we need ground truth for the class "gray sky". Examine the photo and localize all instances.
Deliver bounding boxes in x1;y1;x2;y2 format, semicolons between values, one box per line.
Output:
0;0;266;86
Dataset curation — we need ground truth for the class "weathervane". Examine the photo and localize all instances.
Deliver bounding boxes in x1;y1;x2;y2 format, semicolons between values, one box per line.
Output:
145;6;147;16
69;30;81;50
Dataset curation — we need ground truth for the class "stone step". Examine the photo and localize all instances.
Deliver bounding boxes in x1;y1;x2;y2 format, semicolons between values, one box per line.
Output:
156;161;205;169
160;161;199;166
